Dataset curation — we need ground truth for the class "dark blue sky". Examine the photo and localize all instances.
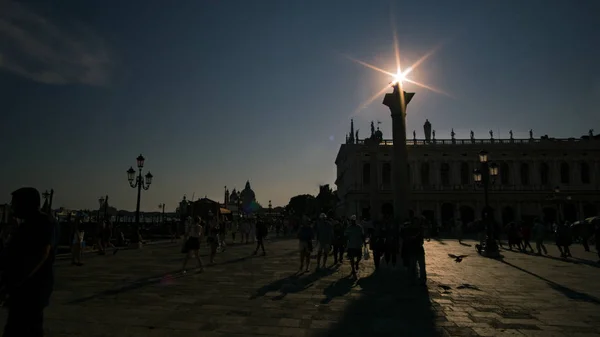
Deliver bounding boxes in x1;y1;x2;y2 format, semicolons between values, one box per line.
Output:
1;0;599;211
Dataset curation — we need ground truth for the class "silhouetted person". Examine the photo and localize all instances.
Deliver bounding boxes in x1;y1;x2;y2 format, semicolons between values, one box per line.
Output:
594;219;600;263
520;222;534;253
331;220;346;264
0;187;59;337
344;215;365;278
403;217;427;286
532;219;547;255
253;217;267;256
370;222;386;270
555;222;572;258
384;219;400;267
315;213;334;269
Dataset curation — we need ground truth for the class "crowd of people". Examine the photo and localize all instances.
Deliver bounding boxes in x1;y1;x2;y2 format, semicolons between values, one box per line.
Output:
178;212;429;285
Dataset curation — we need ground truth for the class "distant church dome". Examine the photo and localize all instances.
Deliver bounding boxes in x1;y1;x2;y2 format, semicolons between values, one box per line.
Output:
229;189;238;202
240;181;256;202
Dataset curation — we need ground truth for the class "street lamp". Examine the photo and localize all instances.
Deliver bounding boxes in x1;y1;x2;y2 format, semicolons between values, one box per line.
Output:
473;150;500;257
127;154;153;245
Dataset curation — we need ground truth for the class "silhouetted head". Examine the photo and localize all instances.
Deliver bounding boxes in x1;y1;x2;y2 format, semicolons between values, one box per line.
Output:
11;187;41;219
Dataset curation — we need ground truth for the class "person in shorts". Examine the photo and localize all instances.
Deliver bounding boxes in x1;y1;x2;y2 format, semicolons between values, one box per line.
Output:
182;217;204;273
297;221;314;272
315;213;334;269
345;215;365;277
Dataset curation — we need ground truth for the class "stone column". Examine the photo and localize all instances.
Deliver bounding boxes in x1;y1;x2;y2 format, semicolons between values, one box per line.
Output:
383;86;414;223
435;202;442;226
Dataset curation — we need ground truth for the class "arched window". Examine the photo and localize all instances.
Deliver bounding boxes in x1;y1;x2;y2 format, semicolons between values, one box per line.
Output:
520;163;530;185
560;162;570;184
581;162;590;184
420;163;430;185
500;162;510;185
540;162;549;185
362;163;371;185
440;163;450;185
382;163;391;184
460;162;470;185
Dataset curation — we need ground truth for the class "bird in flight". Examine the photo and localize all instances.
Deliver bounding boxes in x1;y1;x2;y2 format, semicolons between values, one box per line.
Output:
448;254;468;263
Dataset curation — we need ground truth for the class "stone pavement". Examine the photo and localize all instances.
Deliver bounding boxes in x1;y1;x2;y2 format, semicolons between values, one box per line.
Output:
1;237;599;337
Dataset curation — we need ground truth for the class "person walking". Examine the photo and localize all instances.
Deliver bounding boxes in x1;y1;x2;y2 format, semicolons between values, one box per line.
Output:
532;218;547;255
253;216;267;256
331;219;346;264
345;215;365;278
404;217;427;286
71;219;85;266
182;217;204;273
297;221;314;272
315;213;334;269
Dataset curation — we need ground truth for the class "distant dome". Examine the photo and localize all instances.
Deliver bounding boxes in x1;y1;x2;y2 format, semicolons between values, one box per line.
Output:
240;181;256;202
229;189;238;202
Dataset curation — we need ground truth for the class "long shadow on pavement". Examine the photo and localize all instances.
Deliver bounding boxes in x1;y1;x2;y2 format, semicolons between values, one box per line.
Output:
65;253;276;305
250;267;337;300
499;259;600;305
314;271;441;337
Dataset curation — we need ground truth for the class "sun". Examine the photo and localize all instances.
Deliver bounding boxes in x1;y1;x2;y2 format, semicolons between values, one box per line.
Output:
392;69;408;84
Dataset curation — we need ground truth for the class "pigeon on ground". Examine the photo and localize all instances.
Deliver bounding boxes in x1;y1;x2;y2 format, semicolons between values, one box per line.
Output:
448;254;468;263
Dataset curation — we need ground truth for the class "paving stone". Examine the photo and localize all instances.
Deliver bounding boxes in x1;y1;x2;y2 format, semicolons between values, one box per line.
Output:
1;238;598;336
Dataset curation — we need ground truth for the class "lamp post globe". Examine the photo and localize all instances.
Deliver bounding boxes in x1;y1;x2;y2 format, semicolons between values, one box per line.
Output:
478;150;489;163
127;167;136;184
145;172;153;185
136;154;145;169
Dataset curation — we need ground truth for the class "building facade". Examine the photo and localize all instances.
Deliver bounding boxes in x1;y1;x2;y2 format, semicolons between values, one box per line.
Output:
335;120;600;226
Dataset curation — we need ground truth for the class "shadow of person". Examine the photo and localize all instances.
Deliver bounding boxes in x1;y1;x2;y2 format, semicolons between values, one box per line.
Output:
314;271;439;337
321;275;356;304
250;267;337;301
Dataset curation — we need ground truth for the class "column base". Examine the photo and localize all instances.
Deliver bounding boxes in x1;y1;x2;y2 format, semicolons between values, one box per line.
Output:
476;238;500;258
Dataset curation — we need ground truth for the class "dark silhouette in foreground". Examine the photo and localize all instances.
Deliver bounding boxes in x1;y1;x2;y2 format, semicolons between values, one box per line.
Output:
314;270;440;337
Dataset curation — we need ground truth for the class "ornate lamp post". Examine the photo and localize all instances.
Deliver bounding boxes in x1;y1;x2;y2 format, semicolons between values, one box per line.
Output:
268;200;272;214
127;154;153;244
383;82;415;223
473;150;499;257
